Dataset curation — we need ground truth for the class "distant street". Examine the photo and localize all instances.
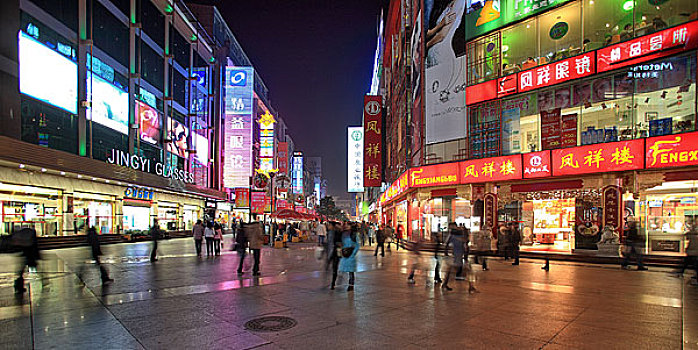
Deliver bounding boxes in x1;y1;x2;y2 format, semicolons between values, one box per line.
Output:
0;237;695;349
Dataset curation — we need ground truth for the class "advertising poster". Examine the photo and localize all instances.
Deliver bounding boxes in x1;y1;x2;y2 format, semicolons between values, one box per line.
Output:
250;191;266;214
87;73;129;134
501;106;520;155
363;95;382;187
411;2;424;164
292;152;304;194
193;133;209;165
137;100;161;145
348;127;364;192
234;188;249;208
277;142;289;174
540;108;561;150
425;0;467;144
464;0;571;41
560;113;578;148
167;118;189;158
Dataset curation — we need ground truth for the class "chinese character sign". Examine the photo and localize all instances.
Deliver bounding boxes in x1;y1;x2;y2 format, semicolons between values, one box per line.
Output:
223;113;253;188
646;131;698;169
523;151;551;178
224;67;254;115
234;188;249;208
597;21;698;72
552;139;644;176
277;142;289;174
518;52;595;92
292;152;303;195
459;155;522;184
258;110;275;172
250;191;266;214
363;95;382;187
379;171;409;205
603;186;622;230
348;127;364;192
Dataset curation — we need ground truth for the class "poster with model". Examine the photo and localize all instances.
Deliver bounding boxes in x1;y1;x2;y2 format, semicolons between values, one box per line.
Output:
425;0;467;144
411;1;424;166
167;118;189;158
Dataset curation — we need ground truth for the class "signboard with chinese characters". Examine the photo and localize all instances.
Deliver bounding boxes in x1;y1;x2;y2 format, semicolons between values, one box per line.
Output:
363;95;382;187
379;171;409;205
409;163;459;188
277;142;289;174
223;113;253;188
292;152;304;195
258;110;275;173
484;193;497;231
552;139;644;176
348;127;364;192
518;52;595;92
597;20;698;73
523;151;551;178
234;188;249;208
250;191;266;214
540;108;561;150
224;67;254;115
646;131;698;169
603;185;622;230
459;155;522;184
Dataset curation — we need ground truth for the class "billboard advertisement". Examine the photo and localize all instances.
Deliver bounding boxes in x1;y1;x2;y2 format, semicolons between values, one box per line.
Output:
193;133;209;165
167;118;189;158
277;142;289;174
464;0;572;41
363;95;382;188
646;131;698;169
425;0;467;144
411;1;424;164
18;31;77;114
348;127;364;192
137;100;161;145
234;188;249;208
87;72;129;134
223;114;253;188
250;191;266;214
292;152;304;195
258;111;275;172
225;67;254;115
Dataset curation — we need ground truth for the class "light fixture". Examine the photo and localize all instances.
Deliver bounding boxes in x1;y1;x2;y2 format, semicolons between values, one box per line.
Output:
91;177;97;181
77;174;83;178
589;0;594;4
622;0;634;12
41;168;47;172
19;164;25;169
605;23;610;28
60;171;66;176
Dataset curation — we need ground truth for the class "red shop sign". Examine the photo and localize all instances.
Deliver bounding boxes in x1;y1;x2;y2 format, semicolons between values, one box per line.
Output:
234;188;249;208
363;94;383;187
523;151;551;179
498;74;517;97
597;20;698;73
250;191;266;214
518;52;595;92
409;162;459;188
459;155;522;184
603;185;622;230
380;171;409;205
552;139;644;177
646;131;698;169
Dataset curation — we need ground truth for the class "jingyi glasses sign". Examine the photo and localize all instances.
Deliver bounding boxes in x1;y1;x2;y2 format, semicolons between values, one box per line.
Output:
348;127;364;192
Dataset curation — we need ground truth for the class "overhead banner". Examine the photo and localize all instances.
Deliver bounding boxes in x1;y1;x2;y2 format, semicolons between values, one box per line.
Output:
411;2;424;165
410;162;459;188
460;154;522;184
348;127;364;192
552;139;644;176
646;131;698;169
223;67;254;188
425;0;467;144
277;142;289;174
363;95;382;187
258;110;275;172
292;152;304;194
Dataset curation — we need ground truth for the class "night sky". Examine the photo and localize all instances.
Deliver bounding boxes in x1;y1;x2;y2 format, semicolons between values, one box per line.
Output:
189;0;386;199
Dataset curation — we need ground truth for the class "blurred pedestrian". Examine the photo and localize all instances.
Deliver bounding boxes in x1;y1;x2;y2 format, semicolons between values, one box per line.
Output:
385;223;394;252
329;222;343;289
86;226;112;284
316;220;327;246
149;219;163;262
12;227;40;293
339;222;360;291
456;227;471;280
374;224;386;257
204;221;215;257
407;239;426;284
499;224;511;261
396;224;404;251
621;219;647;271
193;220;204;257
368;223;375;246
443;223;477;293
510;222;521;266
246;218;264;276
475;224;492;271
236;222;249;274
213;222;223;256
679;223;698;284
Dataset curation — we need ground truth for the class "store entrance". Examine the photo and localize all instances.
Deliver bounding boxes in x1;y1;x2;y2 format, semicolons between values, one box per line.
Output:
521;199;576;253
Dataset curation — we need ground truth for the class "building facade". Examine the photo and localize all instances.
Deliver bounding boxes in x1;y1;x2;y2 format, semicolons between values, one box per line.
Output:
376;0;698;257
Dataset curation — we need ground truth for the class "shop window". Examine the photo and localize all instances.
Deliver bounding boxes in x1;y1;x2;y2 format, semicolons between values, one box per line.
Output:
140;0;165;48
172;70;187;107
28;0;78;33
171;28;190;70
110;0;130;17
635;0;698;36
20;97;78;155
466;32;501;86
0;185;62;237
501;19;538;74
501;94;539;154
91;123;128;162
91;1;129;67
140;42;164;91
469;101;501;158
582;0;631;51
538;2;582;64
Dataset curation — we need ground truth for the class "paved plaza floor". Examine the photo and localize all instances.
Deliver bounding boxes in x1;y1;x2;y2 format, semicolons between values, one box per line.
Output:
0;237;695;349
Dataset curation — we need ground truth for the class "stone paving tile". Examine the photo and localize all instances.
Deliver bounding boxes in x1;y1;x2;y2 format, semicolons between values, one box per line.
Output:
137;321;261;350
550;322;681;350
33;306;117;332
463;309;570;342
0;317;33;350
271;323;414;350
118;307;222;340
33;319;144;350
413;323;546;350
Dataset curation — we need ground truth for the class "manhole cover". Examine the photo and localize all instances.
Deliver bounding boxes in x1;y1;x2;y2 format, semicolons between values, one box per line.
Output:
244;316;297;332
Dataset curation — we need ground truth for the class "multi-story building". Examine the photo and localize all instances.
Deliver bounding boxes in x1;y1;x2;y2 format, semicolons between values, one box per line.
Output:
377;0;698;258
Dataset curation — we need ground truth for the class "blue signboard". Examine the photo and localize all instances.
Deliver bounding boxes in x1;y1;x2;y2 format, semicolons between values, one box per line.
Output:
224;67;254;115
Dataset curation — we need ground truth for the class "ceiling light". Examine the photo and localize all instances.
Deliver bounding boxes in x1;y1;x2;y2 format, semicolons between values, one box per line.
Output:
41;168;47;172
60;171;66;175
19;164;25;169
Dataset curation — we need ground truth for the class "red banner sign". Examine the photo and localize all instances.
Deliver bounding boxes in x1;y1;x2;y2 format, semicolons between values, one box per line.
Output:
363;95;382;187
498;74;517;97
597;20;698;73
603;185;622;230
250;191;266;214
277;142;289;174
523;151;551;179
541;108;562;150
234;188;249;208
379;171;409;205
409;163;459;188
518;52;595;92
552;139;644;176
484;193;497;232
276;199;288;210
459;155;522;184
646;131;698;169
560;113;578;148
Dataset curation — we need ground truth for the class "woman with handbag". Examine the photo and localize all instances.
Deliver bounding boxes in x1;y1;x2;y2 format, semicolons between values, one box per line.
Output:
338;222;360;292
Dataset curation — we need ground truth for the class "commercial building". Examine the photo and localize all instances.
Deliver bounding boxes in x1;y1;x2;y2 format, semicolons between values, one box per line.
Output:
375;0;698;257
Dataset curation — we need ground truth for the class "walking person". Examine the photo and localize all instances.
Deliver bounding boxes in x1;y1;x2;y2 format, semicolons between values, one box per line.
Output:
204;221;215;257
407;239;427;284
396;224;404;251
316;220;327;246
213;222;223;256
475;224;492;270
678;223;698;283
374;224;386;257
329;222;343;289
246;218;264;276
12;227;40;293
499;224;511;261
86;226;113;284
385;224;394;252
236;222;249;275
193;220;204;257
621;219;647;270
368;223;375;246
149;219;163;262
510;222;521;266
442;223;477;293
339;222;360;292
